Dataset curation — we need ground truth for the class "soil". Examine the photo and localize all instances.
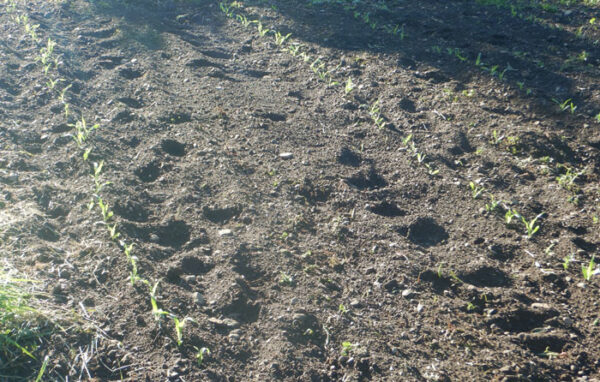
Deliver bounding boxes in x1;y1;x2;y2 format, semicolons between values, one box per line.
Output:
1;0;600;380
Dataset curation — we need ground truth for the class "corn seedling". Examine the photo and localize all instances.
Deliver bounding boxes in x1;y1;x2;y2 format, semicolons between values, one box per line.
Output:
595;113;600;123
563;254;574;270
469;182;485;199
256;21;269;36
552;98;577;114
107;223;120;240
341;341;355;356
485;195;500;212
367;100;386;129
344;78;355;94
58;84;71;103
425;163;439;176
287;43;302;56
556;166;584;192
149;281;170;321
338;304;348;315
219;2;234;18
274;31;292;45
582;255;596;281
521;213;543;238
194;346;210;366
279;272;293;285
83;147;92;161
97;198;113;222
505;209;519;225
490;129;504;145
236;14;252;27
172;316;194;346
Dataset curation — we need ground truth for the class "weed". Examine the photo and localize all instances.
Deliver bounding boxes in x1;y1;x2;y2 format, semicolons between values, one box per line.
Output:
338;304;348;315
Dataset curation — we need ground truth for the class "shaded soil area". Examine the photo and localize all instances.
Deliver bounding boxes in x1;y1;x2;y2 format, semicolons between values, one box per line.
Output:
1;0;600;380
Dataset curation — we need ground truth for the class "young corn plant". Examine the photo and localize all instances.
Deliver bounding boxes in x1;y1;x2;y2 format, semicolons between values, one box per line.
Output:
344;77;355;95
194;346;210;366
521;213;543;238
469;182;485;199
582;255;596;281
274;31;292;46
256;21;270;36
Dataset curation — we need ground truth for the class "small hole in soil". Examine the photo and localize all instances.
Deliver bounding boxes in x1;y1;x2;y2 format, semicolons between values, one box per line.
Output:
135;161;161;182
117;97;143;109
458;266;511;287
156;220;190;247
161;139;186;157
369;201;405;217
261;112;286;122
113;199;150;222
202;205;242;224
572;237;597;252
51;123;72;133
407;217;448;247
346;169;387;190
180;256;213;275
119;68;143;79
337;147;361;167
491;308;555;333
222;297;260;323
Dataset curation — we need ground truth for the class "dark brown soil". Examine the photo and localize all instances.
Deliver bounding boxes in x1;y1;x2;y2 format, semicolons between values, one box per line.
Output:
1;0;600;380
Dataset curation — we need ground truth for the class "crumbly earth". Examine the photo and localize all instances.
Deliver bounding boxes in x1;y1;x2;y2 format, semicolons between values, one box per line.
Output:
1;0;600;380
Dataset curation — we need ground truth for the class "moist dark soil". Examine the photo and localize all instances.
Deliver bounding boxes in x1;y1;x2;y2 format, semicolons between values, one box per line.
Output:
1;0;600;380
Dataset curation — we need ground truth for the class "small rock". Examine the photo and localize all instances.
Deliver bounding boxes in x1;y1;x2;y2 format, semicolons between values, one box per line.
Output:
563;317;574;327
531;303;552;311
149;233;160;242
184;275;196;283
193;292;206;306
349;299;362;308
416;303;424;313
218;229;232;236
401;289;415;299
208;317;240;329
279;152;293;160
383;279;401;293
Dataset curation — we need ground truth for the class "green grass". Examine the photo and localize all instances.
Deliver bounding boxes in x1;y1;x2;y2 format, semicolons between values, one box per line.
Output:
0;270;52;379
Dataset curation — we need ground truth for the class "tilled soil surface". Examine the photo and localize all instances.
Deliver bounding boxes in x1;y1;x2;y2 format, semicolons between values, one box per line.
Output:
1;0;600;380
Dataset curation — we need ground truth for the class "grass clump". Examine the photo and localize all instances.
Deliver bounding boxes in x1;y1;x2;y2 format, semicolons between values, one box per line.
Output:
0;270;53;379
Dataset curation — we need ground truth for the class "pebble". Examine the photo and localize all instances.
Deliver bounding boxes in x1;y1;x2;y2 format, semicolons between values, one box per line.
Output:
193;292;206;306
208;317;240;329
279;152;293;160
402;289;415;299
149;233;159;242
349;299;362;308
416;303;424;313
530;302;552;311
218;229;233;236
184;275;196;283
